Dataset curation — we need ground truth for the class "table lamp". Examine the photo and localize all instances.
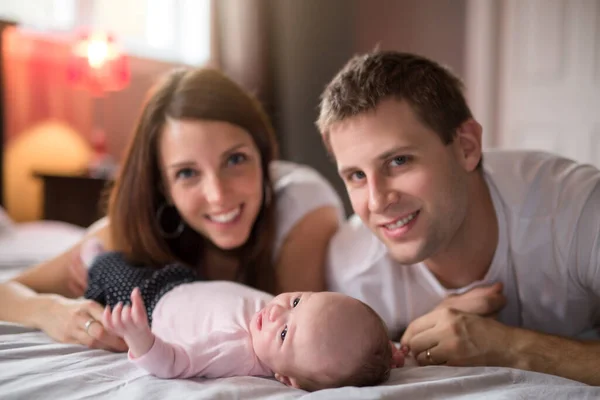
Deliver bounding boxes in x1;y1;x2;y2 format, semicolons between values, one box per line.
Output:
66;30;130;178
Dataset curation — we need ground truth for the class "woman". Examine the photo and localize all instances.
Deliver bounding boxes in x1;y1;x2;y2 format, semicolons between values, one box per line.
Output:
0;68;343;352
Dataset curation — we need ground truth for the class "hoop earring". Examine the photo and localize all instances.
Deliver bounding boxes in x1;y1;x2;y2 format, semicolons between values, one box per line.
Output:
156;203;185;238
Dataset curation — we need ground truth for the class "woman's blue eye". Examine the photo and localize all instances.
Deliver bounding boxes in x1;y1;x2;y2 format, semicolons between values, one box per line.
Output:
176;168;196;179
281;326;288;341
292;298;300;308
227;153;247;166
390;156;408;167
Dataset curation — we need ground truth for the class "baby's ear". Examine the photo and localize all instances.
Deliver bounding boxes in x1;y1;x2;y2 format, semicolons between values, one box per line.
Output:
390;341;406;368
274;373;300;388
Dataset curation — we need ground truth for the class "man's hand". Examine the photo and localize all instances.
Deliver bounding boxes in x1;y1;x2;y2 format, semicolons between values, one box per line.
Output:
400;307;513;366
103;288;155;358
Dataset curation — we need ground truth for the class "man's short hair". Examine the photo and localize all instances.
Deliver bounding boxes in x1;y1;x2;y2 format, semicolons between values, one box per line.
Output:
317;51;473;148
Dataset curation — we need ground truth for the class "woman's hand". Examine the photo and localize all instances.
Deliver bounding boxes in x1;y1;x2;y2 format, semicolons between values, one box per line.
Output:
103;288;155;358
43;295;128;352
435;282;506;317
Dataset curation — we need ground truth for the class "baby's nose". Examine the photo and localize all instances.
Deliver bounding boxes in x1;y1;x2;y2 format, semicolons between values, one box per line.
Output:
269;304;284;322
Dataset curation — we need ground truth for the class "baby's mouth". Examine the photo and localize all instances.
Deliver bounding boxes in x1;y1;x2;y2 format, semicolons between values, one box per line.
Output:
257;310;263;331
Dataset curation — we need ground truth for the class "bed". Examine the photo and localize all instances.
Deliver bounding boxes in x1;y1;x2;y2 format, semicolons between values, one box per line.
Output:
1;214;599;398
1;321;598;400
0;208;85;281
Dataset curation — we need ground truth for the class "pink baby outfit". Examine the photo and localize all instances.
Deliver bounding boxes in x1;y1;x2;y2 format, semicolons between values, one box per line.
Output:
130;281;273;379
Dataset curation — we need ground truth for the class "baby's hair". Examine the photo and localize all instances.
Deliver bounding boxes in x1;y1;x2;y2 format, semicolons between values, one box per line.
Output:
335;301;392;387
298;301;392;391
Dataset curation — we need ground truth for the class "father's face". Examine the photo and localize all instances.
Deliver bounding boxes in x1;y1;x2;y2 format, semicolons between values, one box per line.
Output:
328;98;472;265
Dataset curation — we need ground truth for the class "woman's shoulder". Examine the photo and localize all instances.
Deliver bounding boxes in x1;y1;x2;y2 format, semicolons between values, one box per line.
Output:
269;160;332;192
269;160;343;213
268;160;345;257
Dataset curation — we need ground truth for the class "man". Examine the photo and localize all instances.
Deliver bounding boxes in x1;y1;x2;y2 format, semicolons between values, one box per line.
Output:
318;51;600;385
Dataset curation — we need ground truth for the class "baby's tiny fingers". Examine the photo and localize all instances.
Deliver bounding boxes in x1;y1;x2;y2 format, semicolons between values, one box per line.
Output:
111;303;124;330
131;304;149;327
131;289;147;311
103;306;113;330
121;305;133;327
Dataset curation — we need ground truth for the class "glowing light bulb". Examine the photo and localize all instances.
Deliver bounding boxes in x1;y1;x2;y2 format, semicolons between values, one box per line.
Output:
86;36;109;68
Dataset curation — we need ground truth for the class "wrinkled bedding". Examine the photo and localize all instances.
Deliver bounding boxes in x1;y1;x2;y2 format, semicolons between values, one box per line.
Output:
1;322;598;400
1;219;598;399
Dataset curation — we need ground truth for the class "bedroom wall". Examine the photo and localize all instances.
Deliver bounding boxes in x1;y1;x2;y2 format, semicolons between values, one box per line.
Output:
2;1;470;219
269;0;468;214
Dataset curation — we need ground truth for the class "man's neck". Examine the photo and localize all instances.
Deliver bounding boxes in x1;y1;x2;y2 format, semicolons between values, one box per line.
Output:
424;172;498;289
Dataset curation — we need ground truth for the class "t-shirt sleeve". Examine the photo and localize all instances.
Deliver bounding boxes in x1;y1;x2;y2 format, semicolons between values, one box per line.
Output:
86;216;108;234
574;181;600;297
81;217;109;269
272;164;345;258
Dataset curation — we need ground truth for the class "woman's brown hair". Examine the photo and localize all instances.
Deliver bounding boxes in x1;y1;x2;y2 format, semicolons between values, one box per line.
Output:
108;68;279;293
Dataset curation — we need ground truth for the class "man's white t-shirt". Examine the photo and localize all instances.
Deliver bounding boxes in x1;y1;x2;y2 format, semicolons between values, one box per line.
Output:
327;151;600;339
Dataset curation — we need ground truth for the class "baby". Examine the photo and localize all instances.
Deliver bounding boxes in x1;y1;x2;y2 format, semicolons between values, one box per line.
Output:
101;280;406;391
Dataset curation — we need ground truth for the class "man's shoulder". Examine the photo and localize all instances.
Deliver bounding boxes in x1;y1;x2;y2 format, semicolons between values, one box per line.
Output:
483;150;600;215
483;150;599;181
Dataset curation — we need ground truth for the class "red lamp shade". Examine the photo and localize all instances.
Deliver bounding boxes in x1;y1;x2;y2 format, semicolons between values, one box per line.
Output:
67;30;130;96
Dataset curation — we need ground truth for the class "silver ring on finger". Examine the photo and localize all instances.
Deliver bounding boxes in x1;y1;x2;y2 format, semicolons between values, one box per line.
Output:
84;318;97;335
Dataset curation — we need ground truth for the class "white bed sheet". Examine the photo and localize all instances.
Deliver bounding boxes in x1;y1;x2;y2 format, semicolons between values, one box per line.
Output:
1;322;598;400
0;220;84;269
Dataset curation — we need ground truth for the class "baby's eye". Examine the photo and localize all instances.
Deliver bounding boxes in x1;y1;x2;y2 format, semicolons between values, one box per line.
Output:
281;326;288;341
175;168;196;180
292;297;300;308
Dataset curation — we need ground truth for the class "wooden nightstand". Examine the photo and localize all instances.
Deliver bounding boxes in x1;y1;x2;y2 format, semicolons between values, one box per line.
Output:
35;173;113;228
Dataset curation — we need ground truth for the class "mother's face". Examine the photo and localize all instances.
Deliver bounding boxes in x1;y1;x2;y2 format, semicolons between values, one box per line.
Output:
159;119;264;250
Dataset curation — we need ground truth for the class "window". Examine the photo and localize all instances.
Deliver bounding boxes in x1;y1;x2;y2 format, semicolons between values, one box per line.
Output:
0;0;212;65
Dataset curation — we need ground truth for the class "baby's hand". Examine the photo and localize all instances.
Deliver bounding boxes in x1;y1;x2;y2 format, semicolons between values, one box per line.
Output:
102;288;155;358
390;343;408;368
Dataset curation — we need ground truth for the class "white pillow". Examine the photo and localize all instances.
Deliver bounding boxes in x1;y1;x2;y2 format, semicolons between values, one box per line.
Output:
0;220;85;269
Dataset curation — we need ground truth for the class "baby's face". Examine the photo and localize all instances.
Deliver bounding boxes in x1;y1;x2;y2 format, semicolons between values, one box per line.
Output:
249;291;365;384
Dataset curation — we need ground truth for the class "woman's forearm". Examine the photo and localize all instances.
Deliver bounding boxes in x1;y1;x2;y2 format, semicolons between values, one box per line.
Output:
0;281;56;328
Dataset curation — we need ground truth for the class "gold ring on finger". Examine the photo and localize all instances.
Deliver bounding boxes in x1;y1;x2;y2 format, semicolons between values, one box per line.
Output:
426;348;435;364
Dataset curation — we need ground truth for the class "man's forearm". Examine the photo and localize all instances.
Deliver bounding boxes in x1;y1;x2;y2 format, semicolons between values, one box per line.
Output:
501;326;600;386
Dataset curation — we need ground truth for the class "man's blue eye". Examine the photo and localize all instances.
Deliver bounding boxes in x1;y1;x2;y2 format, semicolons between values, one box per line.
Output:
281;326;288;341
349;171;366;181
292;298;300;308
227;153;247;166
390;156;408;167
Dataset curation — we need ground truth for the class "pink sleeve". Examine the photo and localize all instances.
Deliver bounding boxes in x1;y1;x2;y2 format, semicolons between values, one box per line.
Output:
129;336;194;379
